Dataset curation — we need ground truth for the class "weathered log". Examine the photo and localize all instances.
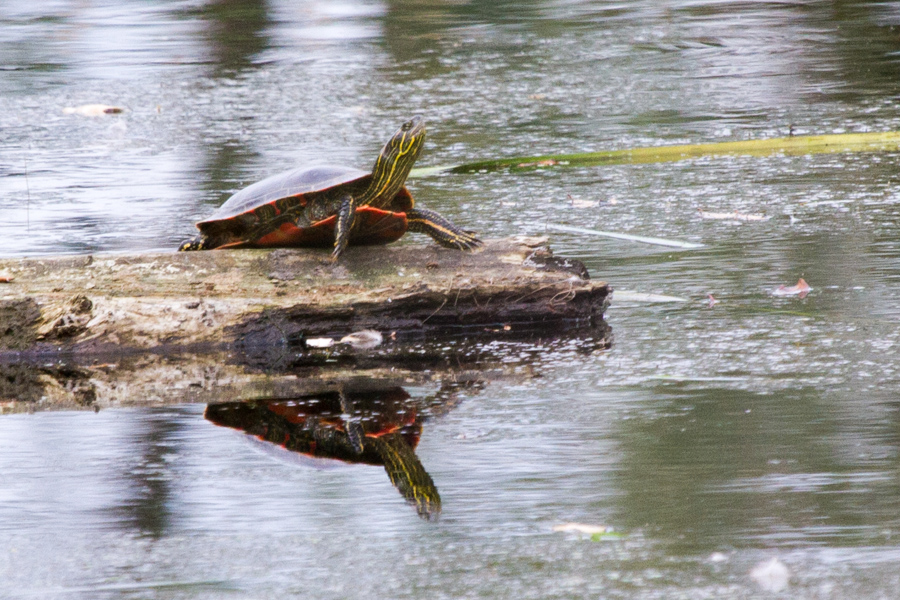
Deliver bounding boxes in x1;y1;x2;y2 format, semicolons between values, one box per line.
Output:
0;237;610;357
0;329;613;413
0;350;489;413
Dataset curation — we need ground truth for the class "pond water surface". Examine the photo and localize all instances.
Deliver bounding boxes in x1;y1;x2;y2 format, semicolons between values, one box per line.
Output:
3;1;900;598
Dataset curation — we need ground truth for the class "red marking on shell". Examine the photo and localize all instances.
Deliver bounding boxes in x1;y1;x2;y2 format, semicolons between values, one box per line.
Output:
254;222;330;247
367;424;402;438
266;401;312;424
246;207;409;248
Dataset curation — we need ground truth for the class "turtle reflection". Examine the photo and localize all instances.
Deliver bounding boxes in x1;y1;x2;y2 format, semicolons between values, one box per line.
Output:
205;386;440;520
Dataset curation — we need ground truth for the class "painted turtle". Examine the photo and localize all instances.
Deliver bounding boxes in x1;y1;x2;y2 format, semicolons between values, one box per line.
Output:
204;387;441;520
179;116;482;260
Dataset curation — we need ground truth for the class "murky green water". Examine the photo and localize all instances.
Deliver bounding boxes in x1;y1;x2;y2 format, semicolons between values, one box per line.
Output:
3;0;900;598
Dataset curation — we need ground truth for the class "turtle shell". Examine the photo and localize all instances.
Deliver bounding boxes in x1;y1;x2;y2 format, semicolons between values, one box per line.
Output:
196;165;415;249
204;389;420;465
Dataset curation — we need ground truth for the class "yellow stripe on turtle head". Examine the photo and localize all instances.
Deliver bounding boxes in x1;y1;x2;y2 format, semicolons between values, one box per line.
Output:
364;117;426;206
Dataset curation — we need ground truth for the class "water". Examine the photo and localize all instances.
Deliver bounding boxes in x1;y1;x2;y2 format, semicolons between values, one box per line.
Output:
3;0;900;597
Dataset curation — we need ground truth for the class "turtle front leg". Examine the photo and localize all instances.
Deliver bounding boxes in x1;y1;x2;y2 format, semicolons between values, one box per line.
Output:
332;193;358;260
406;208;483;251
338;390;365;455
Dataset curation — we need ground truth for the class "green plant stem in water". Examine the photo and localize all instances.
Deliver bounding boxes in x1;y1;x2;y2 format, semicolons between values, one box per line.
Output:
409;130;900;177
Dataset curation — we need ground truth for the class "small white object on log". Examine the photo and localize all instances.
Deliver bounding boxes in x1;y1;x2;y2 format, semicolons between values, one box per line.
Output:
339;330;383;349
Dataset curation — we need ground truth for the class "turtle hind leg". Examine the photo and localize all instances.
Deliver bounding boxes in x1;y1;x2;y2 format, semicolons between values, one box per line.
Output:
339;391;365;455
406;207;483;251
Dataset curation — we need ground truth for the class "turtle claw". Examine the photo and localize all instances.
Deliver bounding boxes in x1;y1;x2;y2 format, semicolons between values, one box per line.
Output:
441;228;483;252
456;232;484;252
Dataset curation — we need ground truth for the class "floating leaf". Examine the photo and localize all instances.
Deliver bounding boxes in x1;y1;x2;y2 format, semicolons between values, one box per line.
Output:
772;278;811;298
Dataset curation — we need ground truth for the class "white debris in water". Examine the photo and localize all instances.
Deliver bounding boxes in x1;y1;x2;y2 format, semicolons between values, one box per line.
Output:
552;523;610;535
750;557;790;592
305;337;335;348
698;209;770;222
708;552;729;563
62;104;124;116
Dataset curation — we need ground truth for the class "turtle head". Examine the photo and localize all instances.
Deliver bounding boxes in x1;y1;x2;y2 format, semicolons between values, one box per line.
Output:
366;116;426;204
178;235;208;251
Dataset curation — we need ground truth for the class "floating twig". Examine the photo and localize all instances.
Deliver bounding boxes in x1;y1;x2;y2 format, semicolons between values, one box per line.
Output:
421;298;448;324
546;223;704;249
613;290;690;303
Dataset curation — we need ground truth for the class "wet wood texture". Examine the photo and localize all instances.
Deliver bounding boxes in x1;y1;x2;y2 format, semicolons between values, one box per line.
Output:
0;237;610;356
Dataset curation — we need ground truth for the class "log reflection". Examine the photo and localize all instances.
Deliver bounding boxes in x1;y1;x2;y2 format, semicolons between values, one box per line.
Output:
205;384;441;520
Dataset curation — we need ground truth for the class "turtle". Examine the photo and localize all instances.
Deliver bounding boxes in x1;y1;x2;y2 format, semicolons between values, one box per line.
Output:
179;116;482;260
204;386;441;520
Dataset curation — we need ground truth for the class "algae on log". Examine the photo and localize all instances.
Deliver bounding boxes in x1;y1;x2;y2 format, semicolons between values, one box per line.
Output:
0;237;610;356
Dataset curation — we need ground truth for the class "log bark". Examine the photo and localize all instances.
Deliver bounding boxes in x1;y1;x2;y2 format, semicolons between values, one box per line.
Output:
0;237;610;357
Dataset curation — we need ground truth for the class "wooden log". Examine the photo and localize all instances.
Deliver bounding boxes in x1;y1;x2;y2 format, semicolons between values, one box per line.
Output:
0;237;610;357
0;237;612;412
0;351;502;414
